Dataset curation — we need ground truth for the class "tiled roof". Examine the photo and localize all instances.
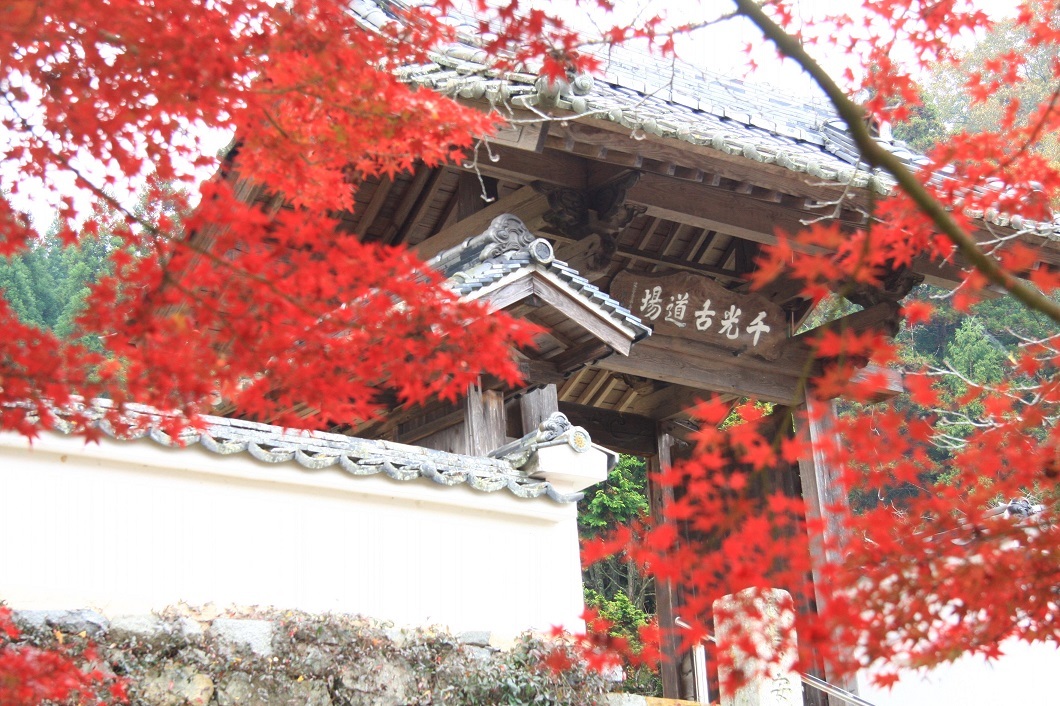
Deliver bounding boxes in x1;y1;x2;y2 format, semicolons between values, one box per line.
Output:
429;218;652;340
47;403;584;503
350;0;1060;244
350;0;908;195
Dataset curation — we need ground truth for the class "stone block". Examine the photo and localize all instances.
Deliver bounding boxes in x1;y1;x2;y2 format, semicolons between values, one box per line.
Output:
714;587;802;706
337;657;414;706
216;673;331;706
457;630;491;647
110;614;166;641
599;695;647;706
14;609;109;637
209;618;274;657
174;616;205;644
139;663;214;706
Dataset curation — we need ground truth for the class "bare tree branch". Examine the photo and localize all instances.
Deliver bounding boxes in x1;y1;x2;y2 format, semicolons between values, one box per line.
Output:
732;0;1060;325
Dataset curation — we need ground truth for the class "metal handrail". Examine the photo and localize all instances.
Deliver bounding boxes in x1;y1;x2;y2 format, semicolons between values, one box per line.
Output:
800;672;877;706
676;618;880;706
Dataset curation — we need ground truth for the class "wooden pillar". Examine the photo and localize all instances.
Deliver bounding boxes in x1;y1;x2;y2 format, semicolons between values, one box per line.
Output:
648;426;685;700
519;385;559;435
465;383;506;456
797;396;860;701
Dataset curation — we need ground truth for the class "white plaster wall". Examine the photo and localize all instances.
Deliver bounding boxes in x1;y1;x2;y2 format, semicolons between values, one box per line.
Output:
857;640;1060;706
0;432;584;637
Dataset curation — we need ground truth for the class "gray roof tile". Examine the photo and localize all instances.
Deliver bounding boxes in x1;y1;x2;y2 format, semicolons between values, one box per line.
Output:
45;403;583;503
351;0;903;194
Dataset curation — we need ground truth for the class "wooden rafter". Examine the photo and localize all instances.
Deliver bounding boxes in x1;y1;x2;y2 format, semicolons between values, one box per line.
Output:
413;185;549;259
380;166;433;244
354;176;393;236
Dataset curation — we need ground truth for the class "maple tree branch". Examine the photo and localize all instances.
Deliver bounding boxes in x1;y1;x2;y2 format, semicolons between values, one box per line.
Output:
733;0;1060;325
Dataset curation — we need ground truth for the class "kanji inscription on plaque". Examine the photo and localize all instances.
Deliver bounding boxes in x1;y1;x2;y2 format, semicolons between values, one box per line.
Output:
611;271;786;359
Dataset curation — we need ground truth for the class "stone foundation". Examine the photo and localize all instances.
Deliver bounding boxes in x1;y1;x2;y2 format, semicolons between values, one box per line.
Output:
7;606;609;706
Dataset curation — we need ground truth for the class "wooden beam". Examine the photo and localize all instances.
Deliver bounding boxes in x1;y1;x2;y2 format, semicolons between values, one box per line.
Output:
655;333;814;380
794;301;902;341
399;167;454;245
734;239;758;273
589;377;620;406
634;383;721;421
557;402;657;456
395;407;464;445
414;185;549;259
532;274;635;355
583;240;745;282
559;367;589;401
465;384;506;456
456;171;489;220
851;364;904;401
796;396;861;698
614;386;639;413
520;385;559;435
596;336;808;404
656;222;686;261
627;172;853;249
380;166;433;245
559;120;860;204
538;223;746;281
636;217;661;250
682;227;710;262
459;144;588;190
576;369;611;406
514;357;566;387
650;427;684;699
472;275;535;313
354;176;393;237
549;340;612;374
554;233;614;281
717;235;739;270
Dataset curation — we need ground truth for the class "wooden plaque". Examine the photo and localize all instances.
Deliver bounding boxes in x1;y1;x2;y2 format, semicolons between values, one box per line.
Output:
611;271;786;360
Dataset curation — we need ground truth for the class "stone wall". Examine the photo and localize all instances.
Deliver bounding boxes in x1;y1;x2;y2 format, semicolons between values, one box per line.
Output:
8;606;613;706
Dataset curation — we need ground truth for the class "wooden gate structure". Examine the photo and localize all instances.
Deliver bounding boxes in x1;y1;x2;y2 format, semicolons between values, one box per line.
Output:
205;2;1060;702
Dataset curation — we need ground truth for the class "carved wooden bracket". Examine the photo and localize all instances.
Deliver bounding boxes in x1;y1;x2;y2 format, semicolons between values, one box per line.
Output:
532;171;645;239
839;264;924;337
843;265;924;308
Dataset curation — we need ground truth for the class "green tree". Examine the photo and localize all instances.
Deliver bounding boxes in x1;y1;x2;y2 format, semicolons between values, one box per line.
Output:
578;455;660;695
892;99;947;154
579;454;650;536
0;186;181;347
0;228;117;346
896;15;1060;162
578;455;653;612
0;252;51;328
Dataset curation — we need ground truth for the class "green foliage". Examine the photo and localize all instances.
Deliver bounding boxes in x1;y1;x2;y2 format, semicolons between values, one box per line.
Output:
578;456;660;696
847;284;1058;511
892;100;947;154
583;589;660;696
798;294;862;333
0;185;184;350
578;456;652;618
894;17;1060;162
442;633;607;705
583;589;648;650
578;454;649;536
945;319;1007;387
0;226;118;348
